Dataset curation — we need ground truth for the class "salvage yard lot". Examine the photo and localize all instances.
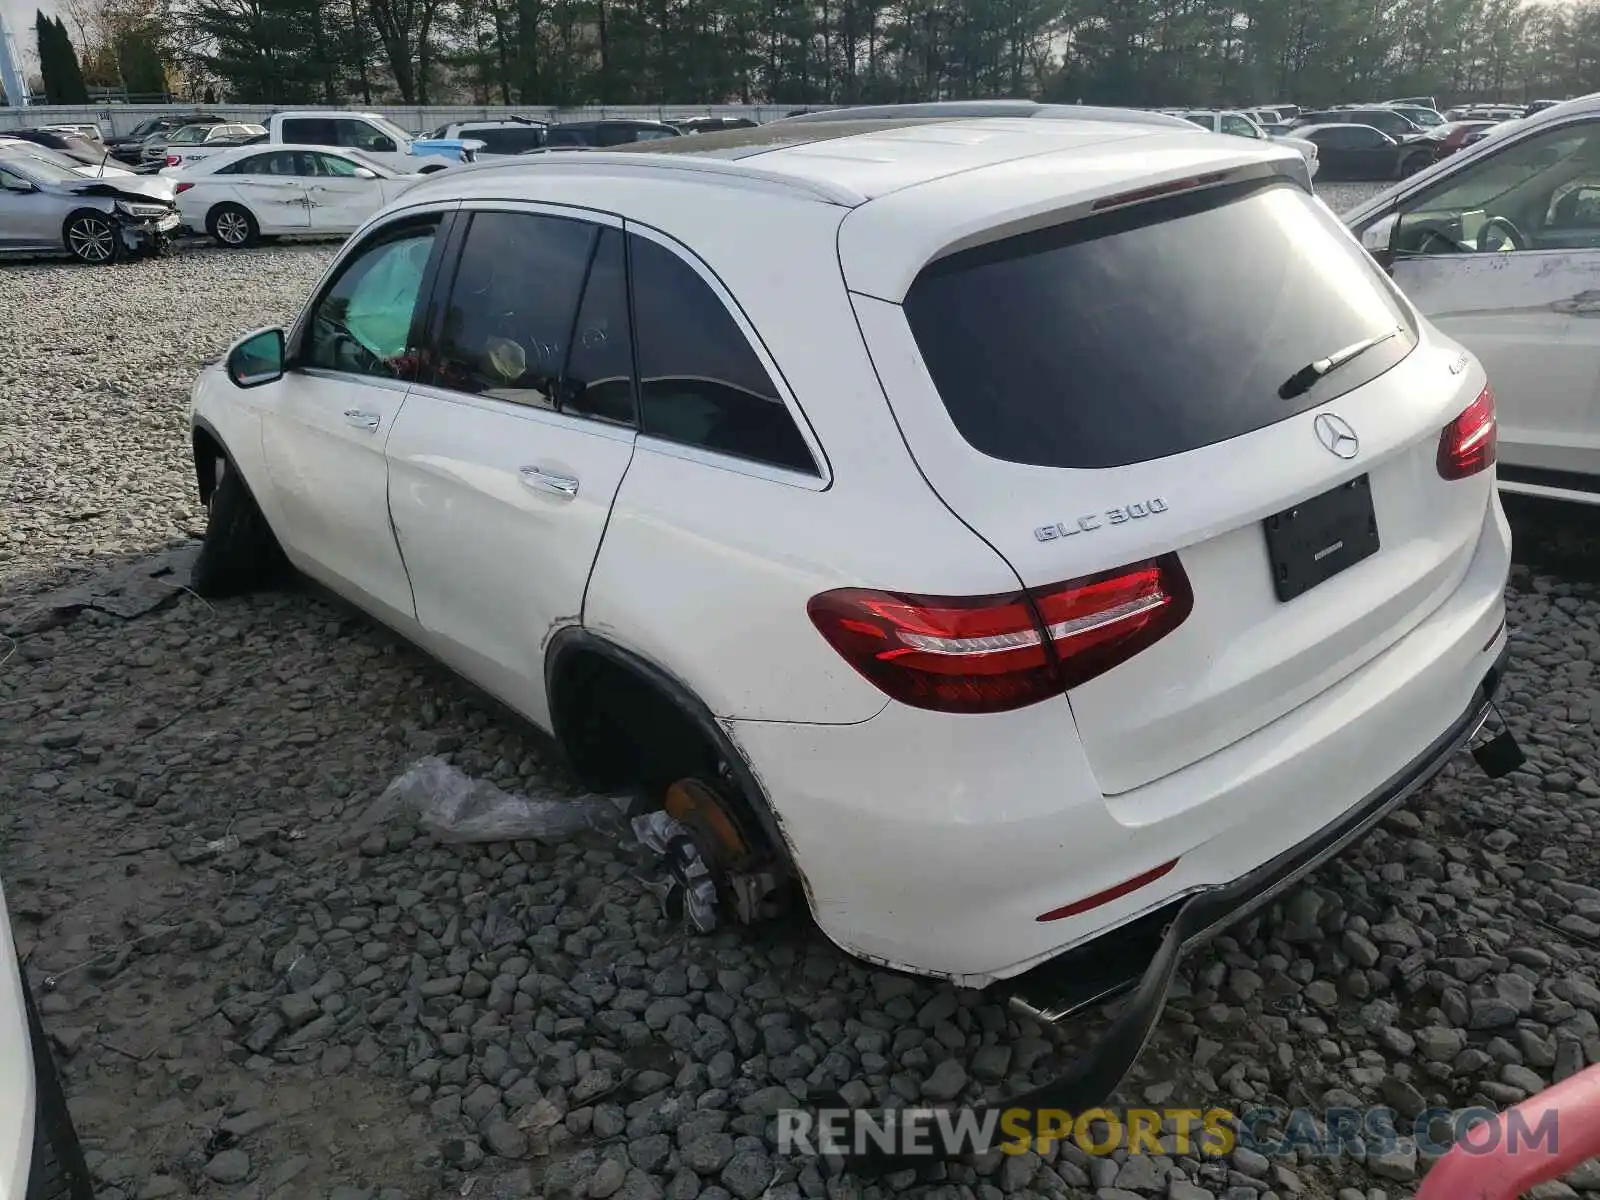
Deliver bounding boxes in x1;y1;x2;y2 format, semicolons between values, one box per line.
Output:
3;184;1600;1200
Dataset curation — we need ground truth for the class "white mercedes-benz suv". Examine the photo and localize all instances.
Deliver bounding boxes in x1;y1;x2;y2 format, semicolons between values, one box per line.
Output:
2;881;92;1198
187;113;1516;1108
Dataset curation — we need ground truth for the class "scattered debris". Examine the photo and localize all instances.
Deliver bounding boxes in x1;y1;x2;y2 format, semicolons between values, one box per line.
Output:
357;755;623;844
6;543;201;634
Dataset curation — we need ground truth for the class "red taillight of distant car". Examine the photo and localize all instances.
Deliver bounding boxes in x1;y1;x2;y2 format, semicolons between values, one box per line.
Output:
175;182;193;194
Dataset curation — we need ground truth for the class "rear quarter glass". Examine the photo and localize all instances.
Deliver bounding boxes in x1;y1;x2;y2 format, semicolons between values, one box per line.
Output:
902;178;1417;471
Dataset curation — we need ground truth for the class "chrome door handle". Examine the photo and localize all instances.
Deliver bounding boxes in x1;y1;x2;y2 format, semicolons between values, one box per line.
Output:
343;409;381;431
519;466;579;497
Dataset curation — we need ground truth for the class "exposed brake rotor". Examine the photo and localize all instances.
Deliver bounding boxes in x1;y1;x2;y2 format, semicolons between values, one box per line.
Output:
634;776;789;933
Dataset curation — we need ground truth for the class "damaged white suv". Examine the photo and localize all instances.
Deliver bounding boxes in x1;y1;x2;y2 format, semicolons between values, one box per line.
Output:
187;114;1516;1108
1;880;92;1198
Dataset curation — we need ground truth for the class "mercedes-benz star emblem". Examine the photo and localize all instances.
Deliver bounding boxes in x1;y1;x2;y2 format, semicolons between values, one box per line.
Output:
1313;413;1359;459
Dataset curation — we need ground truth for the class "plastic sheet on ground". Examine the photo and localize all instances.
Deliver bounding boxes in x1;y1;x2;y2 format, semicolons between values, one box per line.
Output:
358;755;625;844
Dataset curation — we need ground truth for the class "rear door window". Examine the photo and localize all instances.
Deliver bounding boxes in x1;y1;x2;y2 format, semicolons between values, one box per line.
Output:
629;233;816;474
901;179;1415;469
429;211;597;408
282;118;337;144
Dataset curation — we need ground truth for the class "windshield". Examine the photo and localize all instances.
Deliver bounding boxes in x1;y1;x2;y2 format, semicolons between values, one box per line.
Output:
1413;126;1590;211
368;116;414;144
343;149;393;175
0;143;88;173
0;153;82;184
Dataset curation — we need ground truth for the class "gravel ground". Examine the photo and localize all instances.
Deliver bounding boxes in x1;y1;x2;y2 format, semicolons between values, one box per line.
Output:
3;199;1599;1200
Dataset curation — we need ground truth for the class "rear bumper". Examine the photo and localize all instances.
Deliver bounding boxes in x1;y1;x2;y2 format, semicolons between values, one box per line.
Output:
728;496;1512;984
835;651;1507;1175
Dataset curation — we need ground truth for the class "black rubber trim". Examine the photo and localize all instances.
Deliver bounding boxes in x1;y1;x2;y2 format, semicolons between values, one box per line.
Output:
543;628;791;864
1497;464;1600;497
839;646;1508;1176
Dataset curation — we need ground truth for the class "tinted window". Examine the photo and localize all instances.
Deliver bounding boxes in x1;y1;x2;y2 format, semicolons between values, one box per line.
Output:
310;152;366;177
471;126;547;153
221;151;299;175
1348;126;1391;148
560;229;635;426
902;180;1414;470
629;234;815;474
305;220;438;379
333;120;391;150
282;118;336;144
546;127;593;147
430;211;596;408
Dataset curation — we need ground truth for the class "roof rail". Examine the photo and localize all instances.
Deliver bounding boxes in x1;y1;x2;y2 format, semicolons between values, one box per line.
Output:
436;150;871;207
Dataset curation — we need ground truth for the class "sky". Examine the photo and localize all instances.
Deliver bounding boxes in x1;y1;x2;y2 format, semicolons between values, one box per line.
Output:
1;0;62;85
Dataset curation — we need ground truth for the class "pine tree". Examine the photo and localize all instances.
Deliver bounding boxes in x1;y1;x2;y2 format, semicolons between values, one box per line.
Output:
53;16;90;101
35;10;61;102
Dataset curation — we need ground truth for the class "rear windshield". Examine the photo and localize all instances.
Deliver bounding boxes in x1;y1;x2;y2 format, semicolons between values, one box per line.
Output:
471;126;547;153
902;179;1416;469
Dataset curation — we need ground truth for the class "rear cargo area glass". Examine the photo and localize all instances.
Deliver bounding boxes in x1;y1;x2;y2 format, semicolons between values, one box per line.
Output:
902;179;1415;469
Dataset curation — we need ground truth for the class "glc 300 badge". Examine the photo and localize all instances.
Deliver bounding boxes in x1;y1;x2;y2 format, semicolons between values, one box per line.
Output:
1035;499;1169;542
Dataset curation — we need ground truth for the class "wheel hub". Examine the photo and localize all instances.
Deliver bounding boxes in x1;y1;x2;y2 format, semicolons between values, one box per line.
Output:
635;777;789;931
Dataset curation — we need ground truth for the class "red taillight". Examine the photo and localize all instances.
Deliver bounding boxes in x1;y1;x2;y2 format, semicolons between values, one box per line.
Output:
806;555;1193;715
1437;384;1497;480
175;182;193;194
1091;171;1230;212
165;154;179;166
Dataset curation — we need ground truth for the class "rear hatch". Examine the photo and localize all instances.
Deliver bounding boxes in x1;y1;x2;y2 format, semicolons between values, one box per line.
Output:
848;174;1495;795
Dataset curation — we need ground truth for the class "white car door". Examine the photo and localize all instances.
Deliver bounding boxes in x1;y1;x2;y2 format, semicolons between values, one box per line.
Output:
384;205;638;731
1381;116;1600;490
223;150;312;232
301;151;387;233
258;211;449;626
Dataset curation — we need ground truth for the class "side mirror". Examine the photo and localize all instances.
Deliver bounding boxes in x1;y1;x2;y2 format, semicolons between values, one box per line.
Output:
372;136;397;154
352;166;377;179
1359;211;1399;270
226;327;285;388
3;178;37;193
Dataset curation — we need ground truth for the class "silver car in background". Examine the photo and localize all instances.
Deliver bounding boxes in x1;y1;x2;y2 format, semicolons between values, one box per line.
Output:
0;153;180;264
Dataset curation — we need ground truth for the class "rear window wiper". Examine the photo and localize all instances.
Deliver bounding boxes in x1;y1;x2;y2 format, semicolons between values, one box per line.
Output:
1278;327;1403;400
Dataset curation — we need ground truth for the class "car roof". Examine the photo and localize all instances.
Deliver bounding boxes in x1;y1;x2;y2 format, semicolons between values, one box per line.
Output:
408;115;1298;210
771;100;1196;130
555;119;677;129
1294;122;1385;135
372;116;1308;304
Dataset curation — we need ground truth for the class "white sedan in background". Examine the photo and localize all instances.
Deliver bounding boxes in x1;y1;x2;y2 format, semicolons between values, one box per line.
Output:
165;144;425;248
1178;109;1321;178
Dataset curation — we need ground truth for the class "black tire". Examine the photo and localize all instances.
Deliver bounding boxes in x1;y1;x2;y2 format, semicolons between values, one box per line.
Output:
208;203;259;249
62;210;120;265
192;458;287;598
21;967;93;1200
1399;153;1430;178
